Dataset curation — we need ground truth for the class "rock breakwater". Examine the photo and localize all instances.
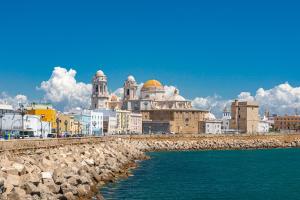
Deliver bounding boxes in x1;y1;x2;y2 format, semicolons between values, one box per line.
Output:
0;140;147;200
1;134;300;200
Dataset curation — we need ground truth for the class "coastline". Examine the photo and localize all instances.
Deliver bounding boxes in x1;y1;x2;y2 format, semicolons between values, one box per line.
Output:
1;134;300;200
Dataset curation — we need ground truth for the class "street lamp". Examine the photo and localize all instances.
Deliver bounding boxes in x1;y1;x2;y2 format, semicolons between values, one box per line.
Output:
0;113;3;136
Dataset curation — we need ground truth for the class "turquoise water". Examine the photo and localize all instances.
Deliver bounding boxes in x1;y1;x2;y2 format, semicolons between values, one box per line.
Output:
101;149;300;200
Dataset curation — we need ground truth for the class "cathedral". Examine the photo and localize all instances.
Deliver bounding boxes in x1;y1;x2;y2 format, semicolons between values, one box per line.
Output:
91;70;192;111
91;70;208;134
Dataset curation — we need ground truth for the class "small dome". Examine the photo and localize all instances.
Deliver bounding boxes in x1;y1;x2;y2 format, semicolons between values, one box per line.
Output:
142;80;163;90
167;94;186;101
96;70;105;77
205;112;216;120
127;75;135;82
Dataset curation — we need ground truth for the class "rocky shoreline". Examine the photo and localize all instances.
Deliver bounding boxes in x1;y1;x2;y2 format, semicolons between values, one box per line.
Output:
1;134;300;200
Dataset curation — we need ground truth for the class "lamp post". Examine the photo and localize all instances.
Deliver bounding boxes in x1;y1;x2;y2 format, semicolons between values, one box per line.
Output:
0;113;3;137
56;118;60;138
64;120;68;137
40;115;45;138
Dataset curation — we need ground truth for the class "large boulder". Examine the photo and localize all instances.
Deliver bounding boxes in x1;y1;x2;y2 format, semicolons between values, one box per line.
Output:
12;162;26;175
6;174;21;187
77;184;90;197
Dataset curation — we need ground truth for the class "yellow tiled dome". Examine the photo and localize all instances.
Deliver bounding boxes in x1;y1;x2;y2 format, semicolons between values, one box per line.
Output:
142;80;163;89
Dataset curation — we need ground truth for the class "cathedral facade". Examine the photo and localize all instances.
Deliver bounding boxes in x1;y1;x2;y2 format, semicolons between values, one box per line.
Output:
91;70;193;111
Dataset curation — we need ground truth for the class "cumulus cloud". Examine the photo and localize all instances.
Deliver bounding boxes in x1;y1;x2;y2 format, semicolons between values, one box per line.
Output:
39;67;92;110
192;95;231;116
192;82;300;117
0;92;29;108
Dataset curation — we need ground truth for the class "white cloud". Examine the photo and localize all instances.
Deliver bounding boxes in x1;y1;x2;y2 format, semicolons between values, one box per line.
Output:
192;82;300;117
38;67;92;110
192;95;231;116
255;82;300;115
0;92;29;108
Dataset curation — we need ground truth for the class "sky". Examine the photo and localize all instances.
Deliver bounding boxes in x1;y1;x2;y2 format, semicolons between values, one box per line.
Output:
1;0;300;115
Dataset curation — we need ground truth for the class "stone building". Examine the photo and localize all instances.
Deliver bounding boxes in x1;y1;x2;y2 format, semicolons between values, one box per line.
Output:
274;115;300;132
142;109;207;134
122;78;192;111
230;100;259;134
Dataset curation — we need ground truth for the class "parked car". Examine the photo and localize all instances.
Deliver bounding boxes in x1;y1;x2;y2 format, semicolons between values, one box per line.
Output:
47;133;56;138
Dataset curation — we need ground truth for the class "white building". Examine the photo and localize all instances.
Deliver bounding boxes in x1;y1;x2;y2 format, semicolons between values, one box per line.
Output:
0;104;14;115
90;110;103;136
69;109;103;136
200;112;222;134
1;113;51;138
202;120;223;134
116;110;131;134
222;108;232;133
257;116;270;133
98;110;117;135
129;113;142;134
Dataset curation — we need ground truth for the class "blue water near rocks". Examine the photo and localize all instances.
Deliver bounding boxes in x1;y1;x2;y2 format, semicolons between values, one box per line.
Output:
101;149;300;200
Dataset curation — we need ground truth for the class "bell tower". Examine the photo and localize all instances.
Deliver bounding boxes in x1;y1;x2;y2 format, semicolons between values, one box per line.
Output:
123;75;138;101
122;75;138;110
91;70;109;109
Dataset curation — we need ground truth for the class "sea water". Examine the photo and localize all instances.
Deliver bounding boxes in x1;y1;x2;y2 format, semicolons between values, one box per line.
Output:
100;148;300;200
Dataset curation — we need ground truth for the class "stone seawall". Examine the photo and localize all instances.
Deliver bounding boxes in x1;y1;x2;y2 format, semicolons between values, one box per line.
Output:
1;134;300;200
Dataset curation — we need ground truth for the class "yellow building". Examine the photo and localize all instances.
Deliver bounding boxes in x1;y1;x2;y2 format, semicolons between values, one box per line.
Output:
26;103;57;133
56;113;81;136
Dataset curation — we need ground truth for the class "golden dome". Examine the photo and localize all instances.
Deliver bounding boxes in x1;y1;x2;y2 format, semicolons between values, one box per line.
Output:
142;80;163;89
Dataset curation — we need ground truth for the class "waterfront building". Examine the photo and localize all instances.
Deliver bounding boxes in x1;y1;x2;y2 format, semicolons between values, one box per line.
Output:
1;113;51;137
97;109;117;135
142;120;170;134
199;112;222;134
142;109;207;134
199;120;222;134
274;115;300;132
26;103;57;133
129;112;143;134
56;113;81;136
0;104;14;115
230;100;259;134
90;110;103;136
221;107;232;133
116;110;131;134
257;116;271;133
71;109;91;136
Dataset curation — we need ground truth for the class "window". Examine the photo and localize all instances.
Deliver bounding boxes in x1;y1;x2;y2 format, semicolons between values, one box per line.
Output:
127;89;130;96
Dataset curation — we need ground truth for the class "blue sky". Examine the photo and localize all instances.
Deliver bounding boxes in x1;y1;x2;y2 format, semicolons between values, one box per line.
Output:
1;0;300;101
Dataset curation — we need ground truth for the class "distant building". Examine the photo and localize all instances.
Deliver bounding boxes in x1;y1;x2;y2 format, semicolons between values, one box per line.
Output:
0;104;14;115
274;115;300;132
56;113;81;136
129;112;143;134
142;120;170;134
230;100;259;134
26;103;57;133
257;117;270;133
221;107;232;133
142;109;207;134
199;120;222;134
91;70;110;109
1;113;51;137
199;112;222;134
